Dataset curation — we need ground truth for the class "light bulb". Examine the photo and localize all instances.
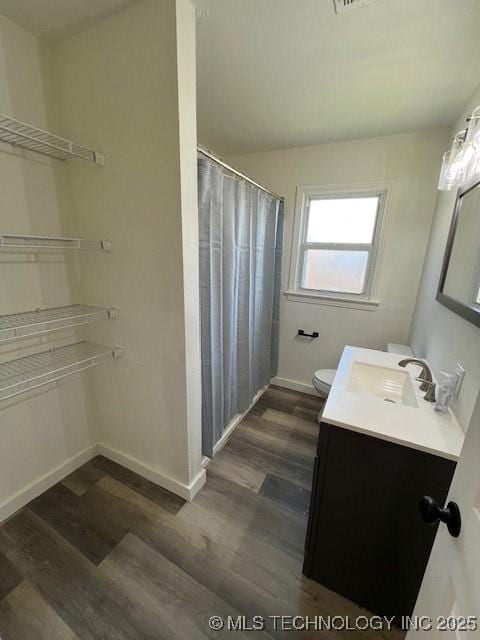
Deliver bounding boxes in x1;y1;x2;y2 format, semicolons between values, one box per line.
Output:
464;107;480;182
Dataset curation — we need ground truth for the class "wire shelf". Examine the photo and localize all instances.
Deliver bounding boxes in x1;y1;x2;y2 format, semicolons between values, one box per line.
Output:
0;234;111;252
0;305;118;343
0;341;122;402
0;114;104;164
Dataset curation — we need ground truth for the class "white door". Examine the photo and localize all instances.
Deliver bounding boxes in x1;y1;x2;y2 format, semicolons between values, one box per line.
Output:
408;392;480;638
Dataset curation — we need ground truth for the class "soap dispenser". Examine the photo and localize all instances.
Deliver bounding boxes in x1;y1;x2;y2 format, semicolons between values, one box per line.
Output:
435;372;456;413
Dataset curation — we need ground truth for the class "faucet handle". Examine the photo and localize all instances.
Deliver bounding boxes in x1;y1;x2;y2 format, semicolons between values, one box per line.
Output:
415;375;432;392
416;379;436;403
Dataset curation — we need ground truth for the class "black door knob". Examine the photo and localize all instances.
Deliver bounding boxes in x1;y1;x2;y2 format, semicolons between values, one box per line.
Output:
420;496;461;538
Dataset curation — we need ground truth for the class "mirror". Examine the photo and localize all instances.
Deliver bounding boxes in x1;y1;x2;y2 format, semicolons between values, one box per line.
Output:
437;178;480;327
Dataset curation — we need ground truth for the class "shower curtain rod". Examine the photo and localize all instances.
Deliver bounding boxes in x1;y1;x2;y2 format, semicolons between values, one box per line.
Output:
197;145;285;201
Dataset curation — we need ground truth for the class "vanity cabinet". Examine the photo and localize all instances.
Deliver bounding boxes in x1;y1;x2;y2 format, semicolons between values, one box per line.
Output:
303;421;456;624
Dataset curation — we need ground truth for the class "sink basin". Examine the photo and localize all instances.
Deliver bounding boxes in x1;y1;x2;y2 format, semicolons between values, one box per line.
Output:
347;361;418;408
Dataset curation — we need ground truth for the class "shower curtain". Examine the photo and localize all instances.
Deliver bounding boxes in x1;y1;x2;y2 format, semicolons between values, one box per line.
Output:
198;156;283;457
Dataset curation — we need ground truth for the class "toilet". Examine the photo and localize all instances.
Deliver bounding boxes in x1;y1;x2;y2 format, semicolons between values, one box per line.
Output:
312;369;336;398
312;343;414;399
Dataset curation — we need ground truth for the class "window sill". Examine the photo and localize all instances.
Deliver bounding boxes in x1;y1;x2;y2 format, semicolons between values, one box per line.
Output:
284;290;381;311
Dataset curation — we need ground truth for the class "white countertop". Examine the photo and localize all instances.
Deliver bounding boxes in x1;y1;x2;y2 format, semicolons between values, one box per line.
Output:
322;346;465;461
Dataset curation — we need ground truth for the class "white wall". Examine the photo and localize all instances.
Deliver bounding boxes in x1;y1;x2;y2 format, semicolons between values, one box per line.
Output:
55;0;204;498
0;0;203;519
227;130;448;392
176;0;203;483
0;15;94;520
410;83;480;431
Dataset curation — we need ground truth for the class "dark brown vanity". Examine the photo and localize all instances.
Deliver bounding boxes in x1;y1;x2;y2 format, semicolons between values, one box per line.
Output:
303;420;456;624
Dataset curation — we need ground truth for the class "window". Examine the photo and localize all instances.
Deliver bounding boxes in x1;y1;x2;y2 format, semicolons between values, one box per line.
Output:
288;186;387;307
302;196;379;295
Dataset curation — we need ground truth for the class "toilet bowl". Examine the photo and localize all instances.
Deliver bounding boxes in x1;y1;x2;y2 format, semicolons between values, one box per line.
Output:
312;369;336;398
312;343;413;399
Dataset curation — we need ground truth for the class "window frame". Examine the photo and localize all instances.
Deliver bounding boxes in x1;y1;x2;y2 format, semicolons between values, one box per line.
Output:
286;183;390;309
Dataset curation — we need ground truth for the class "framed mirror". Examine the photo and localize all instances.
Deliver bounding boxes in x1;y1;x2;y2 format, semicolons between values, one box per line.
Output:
437;177;480;327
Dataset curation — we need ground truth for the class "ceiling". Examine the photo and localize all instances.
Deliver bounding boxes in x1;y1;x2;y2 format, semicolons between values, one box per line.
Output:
193;0;480;155
1;1;479;156
0;0;136;41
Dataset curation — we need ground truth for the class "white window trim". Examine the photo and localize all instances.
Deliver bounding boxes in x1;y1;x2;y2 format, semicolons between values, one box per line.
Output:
285;182;392;310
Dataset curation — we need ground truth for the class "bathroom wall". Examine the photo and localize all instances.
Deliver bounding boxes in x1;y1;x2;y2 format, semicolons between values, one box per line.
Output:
55;0;204;498
410;82;480;431
176;0;203;483
0;15;94;520
0;0;203;519
227;130;448;392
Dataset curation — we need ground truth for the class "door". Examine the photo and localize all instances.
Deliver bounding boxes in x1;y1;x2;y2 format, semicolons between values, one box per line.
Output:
407;392;480;638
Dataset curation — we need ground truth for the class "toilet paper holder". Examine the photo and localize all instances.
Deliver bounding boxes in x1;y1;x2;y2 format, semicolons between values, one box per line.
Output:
297;329;319;339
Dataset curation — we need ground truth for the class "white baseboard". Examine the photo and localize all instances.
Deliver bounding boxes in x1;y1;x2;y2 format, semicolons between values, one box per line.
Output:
0;380;289;521
271;375;318;397
209;384;268;459
97;443;206;502
0;440;208;524
0;445;97;524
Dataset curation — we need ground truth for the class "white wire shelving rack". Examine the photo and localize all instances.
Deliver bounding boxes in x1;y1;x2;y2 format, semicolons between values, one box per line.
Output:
0;305;118;344
0;341;122;402
0;234;112;251
0;114;104;165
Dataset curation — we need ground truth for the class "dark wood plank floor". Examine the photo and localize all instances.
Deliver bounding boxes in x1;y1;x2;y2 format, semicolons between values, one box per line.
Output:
0;385;404;639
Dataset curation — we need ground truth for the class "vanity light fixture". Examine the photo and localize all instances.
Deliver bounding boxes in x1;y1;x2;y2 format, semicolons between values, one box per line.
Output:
333;0;380;14
439;106;480;190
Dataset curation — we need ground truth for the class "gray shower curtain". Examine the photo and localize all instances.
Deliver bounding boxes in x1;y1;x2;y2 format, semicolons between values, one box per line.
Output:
198;156;283;457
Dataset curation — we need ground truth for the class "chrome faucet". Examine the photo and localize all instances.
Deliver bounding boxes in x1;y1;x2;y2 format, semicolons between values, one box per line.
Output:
398;358;436;403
